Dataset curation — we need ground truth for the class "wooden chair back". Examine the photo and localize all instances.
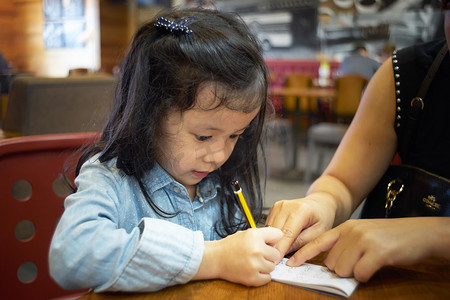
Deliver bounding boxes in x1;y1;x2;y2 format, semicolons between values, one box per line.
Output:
333;75;368;122
284;73;315;112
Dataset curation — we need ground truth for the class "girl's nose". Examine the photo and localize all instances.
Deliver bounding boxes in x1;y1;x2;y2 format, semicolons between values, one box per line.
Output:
203;142;231;167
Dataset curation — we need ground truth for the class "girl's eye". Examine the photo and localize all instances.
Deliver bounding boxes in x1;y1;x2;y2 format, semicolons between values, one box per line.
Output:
196;136;211;141
229;134;240;139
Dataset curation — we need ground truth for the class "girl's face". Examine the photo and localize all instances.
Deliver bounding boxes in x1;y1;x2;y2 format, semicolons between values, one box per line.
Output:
157;85;260;199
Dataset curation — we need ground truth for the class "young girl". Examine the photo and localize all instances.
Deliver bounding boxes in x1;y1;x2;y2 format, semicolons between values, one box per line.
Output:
49;8;282;292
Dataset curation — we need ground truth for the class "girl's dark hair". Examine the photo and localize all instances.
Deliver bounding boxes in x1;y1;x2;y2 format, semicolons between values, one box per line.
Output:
76;8;269;236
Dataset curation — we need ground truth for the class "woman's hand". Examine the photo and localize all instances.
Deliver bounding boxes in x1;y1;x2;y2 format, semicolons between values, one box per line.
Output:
286;217;450;282
194;227;282;286
265;193;338;260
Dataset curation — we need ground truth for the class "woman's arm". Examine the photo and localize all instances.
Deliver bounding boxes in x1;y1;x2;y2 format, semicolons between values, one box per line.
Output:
266;58;399;257
317;57;398;212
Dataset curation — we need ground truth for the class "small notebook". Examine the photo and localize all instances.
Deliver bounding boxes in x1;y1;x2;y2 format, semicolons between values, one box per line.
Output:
271;258;359;298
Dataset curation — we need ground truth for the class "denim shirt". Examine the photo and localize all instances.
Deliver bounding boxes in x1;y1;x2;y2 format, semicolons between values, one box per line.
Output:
49;154;227;292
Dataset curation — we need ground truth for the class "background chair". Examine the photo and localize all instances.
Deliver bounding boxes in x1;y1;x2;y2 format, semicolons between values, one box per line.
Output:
283;73;316;124
2;75;115;138
304;74;368;181
0;132;96;299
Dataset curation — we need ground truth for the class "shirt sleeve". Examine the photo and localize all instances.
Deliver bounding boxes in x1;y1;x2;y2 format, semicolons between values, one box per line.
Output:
97;218;205;292
49;159;205;292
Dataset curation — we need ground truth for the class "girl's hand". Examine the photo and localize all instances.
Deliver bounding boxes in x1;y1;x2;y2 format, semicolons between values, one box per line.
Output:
286;218;450;282
265;194;337;260
195;227;282;286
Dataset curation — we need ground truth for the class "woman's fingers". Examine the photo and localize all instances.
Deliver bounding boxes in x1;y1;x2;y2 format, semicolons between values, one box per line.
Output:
286;227;340;266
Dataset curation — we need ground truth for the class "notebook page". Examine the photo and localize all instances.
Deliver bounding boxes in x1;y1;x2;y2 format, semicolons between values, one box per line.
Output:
271;258;359;297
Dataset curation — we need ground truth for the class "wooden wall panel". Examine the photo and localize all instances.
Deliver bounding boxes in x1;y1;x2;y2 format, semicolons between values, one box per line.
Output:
0;0;156;76
1;0;102;77
0;1;17;69
99;0;130;74
14;0;45;73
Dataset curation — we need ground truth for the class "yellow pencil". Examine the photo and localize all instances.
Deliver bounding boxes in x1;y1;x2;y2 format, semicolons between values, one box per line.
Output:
231;180;256;228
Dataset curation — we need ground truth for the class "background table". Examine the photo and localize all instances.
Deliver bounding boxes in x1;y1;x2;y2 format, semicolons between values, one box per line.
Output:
269;87;337;99
79;255;450;300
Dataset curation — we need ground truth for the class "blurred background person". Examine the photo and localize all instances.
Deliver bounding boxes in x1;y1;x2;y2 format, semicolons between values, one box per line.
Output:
0;50;11;74
0;50;12;94
338;43;380;79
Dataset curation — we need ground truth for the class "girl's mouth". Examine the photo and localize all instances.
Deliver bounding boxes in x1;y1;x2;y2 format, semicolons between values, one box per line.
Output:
192;171;209;178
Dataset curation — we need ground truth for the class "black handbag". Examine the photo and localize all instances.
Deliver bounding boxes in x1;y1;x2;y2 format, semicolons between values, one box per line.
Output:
360;43;450;219
360;164;450;218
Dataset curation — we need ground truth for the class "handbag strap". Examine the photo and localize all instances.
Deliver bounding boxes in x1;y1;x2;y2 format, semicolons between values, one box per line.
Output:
399;43;448;162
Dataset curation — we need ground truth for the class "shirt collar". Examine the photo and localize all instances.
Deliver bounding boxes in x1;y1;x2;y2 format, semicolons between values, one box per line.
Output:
145;163;221;200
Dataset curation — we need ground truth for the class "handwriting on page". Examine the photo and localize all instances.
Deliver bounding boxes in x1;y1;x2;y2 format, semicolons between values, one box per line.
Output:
276;260;341;282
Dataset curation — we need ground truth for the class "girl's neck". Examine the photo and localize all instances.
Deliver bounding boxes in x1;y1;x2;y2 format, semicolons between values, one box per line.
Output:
187;185;197;202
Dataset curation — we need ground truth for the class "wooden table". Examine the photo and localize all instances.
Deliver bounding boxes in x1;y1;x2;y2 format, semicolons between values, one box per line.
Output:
269;87;337;177
269;87;337;99
78;254;450;300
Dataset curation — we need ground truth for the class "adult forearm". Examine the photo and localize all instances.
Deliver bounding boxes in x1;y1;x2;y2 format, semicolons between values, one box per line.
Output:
429;217;450;259
306;175;355;226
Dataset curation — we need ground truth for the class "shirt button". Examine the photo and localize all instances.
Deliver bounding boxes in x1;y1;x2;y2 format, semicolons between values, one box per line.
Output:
173;186;181;193
198;197;204;203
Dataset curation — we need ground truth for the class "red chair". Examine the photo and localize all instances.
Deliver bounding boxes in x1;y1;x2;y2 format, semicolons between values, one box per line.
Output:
0;133;98;299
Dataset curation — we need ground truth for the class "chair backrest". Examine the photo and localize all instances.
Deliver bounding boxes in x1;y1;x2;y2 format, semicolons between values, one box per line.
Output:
333;74;368;122
2;75;116;138
284;73;315;112
0;133;96;299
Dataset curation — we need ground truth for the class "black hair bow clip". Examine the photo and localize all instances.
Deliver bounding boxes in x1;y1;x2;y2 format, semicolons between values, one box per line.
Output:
154;16;195;35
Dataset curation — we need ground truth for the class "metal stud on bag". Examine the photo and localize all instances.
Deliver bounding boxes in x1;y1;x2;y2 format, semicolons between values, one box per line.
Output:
385;179;404;217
